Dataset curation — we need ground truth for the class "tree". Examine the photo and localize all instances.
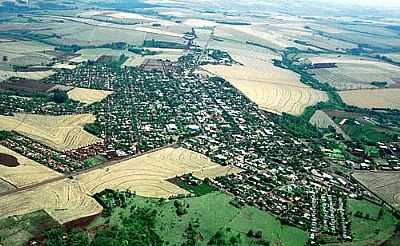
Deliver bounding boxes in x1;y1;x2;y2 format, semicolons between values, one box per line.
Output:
69;229;90;246
44;227;65;246
255;230;263;239
2;56;7;62
246;229;254;237
51;90;68;104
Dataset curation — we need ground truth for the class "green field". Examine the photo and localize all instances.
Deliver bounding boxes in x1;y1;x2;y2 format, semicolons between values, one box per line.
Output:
348;199;397;245
95;192;309;246
0;210;60;246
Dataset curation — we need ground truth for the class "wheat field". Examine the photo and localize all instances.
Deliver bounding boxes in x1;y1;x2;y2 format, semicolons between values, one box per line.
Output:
0;114;101;151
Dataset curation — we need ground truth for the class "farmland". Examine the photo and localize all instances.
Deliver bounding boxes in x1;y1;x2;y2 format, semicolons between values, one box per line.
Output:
309;110;350;140
0;70;55;82
0;114;101;151
347;199;397;245
77;147;229;198
339;89;400;110
305;55;400;90
0;179;103;224
0;210;60;246
202;63;328;115
0;144;62;188
352;171;400;209
67;87;113;105
0;40;55;68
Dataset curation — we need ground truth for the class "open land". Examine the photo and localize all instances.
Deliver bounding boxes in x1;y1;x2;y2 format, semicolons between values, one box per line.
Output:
67;87;113;105
347;199;397;245
0;179;103;224
309;110;350;140
0;145;62;188
352;171;400;209
0;210;60;246
76;147;230;198
0;114;101;151
0;70;55;82
202;60;328;115
305;55;400;90
339;89;400;110
102;192;309;246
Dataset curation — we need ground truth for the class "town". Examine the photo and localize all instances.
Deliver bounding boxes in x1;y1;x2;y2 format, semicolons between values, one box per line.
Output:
0;47;398;245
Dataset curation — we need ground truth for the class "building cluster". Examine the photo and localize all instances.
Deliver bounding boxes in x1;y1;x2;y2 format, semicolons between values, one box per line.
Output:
0;49;382;243
0;93;81;116
0;132;84;173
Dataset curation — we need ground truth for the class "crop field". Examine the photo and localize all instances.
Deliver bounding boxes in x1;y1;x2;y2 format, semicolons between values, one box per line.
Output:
326;32;400;50
305;55;400;90
296;34;357;51
77;147;230;198
0;114;101;151
339;89;400;110
0;179;14;193
0;70;55;82
123;48;185;67
385;53;400;63
67;87;113;105
347;199;397;245
0;40;55;67
70;48;138;63
192;165;242;180
202;62;328;115
309;110;350;140
0;210;60;246
0;145;62;188
352;171;400;209
0;179;103;224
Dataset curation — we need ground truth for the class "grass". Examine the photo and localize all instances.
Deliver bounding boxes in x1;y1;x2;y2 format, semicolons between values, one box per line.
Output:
0;210;59;246
83;155;107;168
99;192;308;245
348;199;397;245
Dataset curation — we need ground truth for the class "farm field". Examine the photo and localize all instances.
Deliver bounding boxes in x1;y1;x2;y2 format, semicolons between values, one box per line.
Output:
202;63;328;115
0;179;14;193
70;48;140;63
0;40;55;67
0;70;55;82
67;87;113;105
309;110;350;140
339;89;400;110
0;144;62;188
192;165;242;180
385;53;400;63
104;192;309;246
305;55;400;90
0;210;60;246
0;114;101;151
0;179;103;224
76;147;229;198
347;199;397;245
352;171;400;209
122;48;185;67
